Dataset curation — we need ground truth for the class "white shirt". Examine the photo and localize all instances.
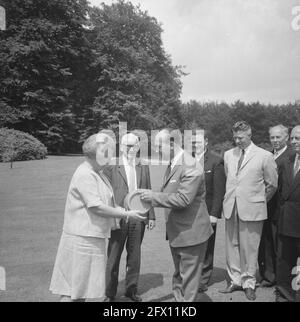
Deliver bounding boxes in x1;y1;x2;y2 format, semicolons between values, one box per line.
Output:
171;149;184;170
195;151;205;163
294;153;300;175
274;145;287;160
239;142;253;167
122;155;137;191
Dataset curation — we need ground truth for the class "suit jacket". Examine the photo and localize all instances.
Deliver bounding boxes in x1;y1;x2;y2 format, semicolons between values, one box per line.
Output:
223;143;278;221
103;158;155;221
199;150;226;219
277;153;300;238
268;147;294;223
151;151;213;248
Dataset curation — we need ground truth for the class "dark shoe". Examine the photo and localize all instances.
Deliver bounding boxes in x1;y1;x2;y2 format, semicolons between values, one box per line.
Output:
274;290;289;302
259;279;275;288
219;283;243;294
244;288;256;301
103;296;115;302
125;293;142;302
198;284;208;293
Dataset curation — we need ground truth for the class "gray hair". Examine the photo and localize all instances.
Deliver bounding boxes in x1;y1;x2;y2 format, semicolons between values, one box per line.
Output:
269;124;289;136
82;133;116;160
82;134;98;159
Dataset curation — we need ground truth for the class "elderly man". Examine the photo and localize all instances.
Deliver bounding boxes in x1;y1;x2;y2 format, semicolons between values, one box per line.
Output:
103;133;155;302
141;129;213;302
190;130;226;292
276;125;300;302
258;125;292;287
220;121;278;301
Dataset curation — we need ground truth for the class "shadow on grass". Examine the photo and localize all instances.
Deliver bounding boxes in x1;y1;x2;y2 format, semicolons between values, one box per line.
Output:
117;273;164;297
208;267;229;286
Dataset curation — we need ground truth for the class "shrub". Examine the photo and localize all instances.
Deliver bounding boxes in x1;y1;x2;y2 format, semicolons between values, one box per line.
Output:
0;128;47;162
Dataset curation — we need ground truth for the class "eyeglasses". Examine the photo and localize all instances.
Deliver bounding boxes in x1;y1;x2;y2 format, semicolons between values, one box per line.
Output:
124;144;139;151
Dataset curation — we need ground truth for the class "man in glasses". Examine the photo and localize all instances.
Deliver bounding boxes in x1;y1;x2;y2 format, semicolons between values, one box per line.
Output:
103;133;155;302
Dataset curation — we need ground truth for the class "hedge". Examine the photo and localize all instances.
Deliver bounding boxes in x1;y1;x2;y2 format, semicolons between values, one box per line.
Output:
0;128;47;162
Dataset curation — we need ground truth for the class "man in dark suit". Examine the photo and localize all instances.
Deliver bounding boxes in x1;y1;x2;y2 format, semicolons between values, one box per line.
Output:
190;130;226;292
141;129;213;302
103;133;155;302
276;125;300;302
258;125;293;287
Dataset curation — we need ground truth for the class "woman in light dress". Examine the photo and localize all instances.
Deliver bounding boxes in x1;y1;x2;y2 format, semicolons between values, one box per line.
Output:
50;133;145;302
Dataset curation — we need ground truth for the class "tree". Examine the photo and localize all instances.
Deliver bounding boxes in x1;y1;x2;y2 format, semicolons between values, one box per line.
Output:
0;0;93;153
80;0;184;140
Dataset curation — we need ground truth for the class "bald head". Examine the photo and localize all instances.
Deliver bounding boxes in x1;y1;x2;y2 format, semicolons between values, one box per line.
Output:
121;132;140;160
291;125;300;154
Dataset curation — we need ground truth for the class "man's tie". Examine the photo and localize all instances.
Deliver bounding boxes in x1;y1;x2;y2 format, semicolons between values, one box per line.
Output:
127;161;136;192
294;154;300;178
237;149;245;174
163;162;172;185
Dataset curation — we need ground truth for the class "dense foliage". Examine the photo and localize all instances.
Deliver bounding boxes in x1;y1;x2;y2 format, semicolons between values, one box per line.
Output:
1;0;299;154
0;127;47;162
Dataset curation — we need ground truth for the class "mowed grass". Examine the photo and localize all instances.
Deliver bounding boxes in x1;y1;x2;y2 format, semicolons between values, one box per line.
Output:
0;156;275;302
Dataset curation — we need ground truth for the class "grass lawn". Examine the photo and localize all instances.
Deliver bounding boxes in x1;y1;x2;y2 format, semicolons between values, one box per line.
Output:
0;156;275;302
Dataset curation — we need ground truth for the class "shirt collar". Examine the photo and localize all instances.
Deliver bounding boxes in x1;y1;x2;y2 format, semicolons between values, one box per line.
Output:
274;145;287;158
240;141;253;154
122;155;136;167
171;149;184;170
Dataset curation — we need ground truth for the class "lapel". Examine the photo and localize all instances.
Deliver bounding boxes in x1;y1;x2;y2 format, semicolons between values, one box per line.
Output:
118;159;141;188
286;154;300;197
135;161;142;188
163;164;180;187
239;144;256;171
118;164;128;187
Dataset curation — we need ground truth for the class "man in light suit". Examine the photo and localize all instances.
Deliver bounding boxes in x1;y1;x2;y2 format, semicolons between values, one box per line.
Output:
258;125;293;287
141;129;213;302
220;121;278;301
276;125;300;302
103;133;156;302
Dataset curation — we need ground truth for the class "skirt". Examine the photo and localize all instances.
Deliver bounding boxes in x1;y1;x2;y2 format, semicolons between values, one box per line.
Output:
49;231;106;300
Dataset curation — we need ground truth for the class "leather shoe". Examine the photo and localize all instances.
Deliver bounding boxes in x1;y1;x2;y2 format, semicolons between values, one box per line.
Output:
219;283;243;294
244;288;256;301
259;279;275;288
125;293;142;302
198;284;208;293
274;290;289;302
103;296;115;302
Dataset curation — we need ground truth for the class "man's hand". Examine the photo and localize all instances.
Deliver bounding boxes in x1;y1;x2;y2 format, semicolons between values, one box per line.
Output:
140;190;154;203
210;216;218;225
146;219;156;230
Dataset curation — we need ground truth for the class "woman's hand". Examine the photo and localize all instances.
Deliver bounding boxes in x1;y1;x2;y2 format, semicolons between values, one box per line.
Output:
126;210;147;222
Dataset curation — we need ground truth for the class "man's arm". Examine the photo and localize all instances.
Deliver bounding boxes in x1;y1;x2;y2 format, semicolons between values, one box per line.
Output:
210;158;226;218
144;165;156;220
151;166;202;209
263;153;278;202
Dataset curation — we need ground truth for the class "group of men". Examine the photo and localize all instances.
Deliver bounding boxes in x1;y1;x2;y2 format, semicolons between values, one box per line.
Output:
102;121;300;302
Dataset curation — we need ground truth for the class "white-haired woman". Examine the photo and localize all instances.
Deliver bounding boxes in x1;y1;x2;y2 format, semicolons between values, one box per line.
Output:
49;133;145;302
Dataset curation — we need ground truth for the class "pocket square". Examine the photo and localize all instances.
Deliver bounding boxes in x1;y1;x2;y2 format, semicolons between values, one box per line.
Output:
205;170;212;173
170;179;177;183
